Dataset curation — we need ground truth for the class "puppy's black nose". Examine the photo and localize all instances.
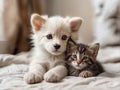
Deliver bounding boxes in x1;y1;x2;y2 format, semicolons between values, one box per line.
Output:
54;44;61;49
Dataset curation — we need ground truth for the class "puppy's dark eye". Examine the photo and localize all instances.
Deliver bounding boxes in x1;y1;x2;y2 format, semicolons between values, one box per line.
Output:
61;35;67;40
46;34;52;39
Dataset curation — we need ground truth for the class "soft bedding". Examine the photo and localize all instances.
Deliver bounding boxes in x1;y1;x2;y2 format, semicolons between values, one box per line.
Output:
0;0;120;89
0;47;120;90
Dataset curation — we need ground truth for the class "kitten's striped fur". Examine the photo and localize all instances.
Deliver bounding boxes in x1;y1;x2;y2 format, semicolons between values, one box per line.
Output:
65;38;104;78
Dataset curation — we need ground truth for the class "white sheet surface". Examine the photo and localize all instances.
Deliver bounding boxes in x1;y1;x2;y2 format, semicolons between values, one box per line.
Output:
0;47;120;90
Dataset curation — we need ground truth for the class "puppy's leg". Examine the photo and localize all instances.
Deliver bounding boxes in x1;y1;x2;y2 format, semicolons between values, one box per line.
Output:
44;65;67;82
24;63;46;84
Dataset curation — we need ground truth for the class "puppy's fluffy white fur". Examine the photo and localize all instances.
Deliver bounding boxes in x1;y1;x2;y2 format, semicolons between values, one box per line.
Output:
24;14;82;84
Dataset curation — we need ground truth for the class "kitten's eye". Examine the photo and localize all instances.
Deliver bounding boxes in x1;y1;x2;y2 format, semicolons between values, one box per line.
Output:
61;35;67;40
83;56;88;60
82;56;87;61
46;34;53;39
72;55;77;58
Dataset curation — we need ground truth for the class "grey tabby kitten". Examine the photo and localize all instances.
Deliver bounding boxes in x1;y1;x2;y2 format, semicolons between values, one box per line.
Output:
65;38;104;78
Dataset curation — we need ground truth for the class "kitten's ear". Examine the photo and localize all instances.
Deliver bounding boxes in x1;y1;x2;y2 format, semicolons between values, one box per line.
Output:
31;13;48;32
68;17;83;32
89;43;100;58
67;38;77;48
66;38;77;54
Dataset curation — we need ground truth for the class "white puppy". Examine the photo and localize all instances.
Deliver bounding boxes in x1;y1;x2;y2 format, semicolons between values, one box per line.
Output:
24;14;82;84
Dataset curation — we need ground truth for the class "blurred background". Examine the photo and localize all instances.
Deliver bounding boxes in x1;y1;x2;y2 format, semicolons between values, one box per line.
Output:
0;0;120;54
41;0;94;43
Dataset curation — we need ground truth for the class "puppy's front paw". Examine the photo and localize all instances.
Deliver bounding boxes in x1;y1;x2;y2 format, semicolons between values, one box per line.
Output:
44;71;61;82
79;71;93;78
24;72;43;84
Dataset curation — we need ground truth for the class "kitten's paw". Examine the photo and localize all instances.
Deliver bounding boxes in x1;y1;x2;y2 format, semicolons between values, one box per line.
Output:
24;72;43;84
44;71;61;82
79;71;93;78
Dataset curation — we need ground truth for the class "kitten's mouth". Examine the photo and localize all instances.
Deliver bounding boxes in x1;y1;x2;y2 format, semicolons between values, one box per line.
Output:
77;64;80;66
76;64;81;67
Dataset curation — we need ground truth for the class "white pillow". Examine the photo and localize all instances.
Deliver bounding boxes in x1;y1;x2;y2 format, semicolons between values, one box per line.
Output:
92;0;120;47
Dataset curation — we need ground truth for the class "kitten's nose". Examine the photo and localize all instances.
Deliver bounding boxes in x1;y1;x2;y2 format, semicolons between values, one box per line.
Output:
77;60;81;64
54;44;61;49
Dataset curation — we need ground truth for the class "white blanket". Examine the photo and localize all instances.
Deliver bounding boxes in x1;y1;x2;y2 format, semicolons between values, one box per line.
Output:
0;47;120;90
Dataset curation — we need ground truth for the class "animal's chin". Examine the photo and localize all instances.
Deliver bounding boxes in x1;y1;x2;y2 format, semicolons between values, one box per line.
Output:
74;65;86;70
48;50;63;55
74;66;82;70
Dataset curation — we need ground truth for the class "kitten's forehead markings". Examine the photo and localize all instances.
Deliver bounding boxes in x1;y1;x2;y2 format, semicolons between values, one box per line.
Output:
78;44;87;54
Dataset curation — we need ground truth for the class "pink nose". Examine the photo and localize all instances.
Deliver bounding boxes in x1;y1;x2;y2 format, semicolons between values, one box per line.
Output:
77;60;81;64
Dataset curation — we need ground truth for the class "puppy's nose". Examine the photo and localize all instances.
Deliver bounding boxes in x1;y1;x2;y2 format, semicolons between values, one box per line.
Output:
54;44;61;49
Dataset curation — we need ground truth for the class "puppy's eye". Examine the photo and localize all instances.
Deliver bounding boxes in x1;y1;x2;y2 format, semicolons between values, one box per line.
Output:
46;34;53;39
61;35;67;40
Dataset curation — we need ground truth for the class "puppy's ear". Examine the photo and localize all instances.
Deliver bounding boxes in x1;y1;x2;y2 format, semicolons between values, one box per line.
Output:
69;17;83;32
31;13;48;32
